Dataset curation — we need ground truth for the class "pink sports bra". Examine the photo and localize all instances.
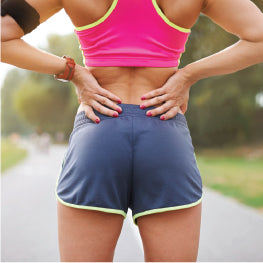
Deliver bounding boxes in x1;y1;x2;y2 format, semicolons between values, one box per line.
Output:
74;0;191;67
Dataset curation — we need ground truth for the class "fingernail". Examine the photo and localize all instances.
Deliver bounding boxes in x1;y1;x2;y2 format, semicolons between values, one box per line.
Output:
117;99;122;104
161;116;165;120
95;119;100;124
141;96;146;100
147;112;152;116
116;108;122;114
140;105;146;109
113;113;118;117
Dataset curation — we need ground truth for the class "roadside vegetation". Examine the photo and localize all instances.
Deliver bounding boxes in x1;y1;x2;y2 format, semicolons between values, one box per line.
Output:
196;144;263;211
1;138;28;172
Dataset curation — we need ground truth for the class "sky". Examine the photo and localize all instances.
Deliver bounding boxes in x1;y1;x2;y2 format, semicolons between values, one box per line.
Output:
0;9;74;88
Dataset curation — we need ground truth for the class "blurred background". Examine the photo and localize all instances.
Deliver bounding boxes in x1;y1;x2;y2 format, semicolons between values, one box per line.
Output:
1;1;263;262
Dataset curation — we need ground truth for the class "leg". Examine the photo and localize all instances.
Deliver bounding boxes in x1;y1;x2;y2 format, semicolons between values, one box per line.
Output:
57;200;125;262
55;112;133;261
137;202;202;262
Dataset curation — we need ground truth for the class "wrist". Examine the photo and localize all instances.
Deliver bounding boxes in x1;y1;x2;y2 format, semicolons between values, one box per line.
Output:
71;64;83;83
54;55;76;82
54;57;68;75
180;64;200;86
71;64;89;87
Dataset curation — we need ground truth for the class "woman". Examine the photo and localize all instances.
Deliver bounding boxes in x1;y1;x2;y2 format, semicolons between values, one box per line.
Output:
2;0;263;261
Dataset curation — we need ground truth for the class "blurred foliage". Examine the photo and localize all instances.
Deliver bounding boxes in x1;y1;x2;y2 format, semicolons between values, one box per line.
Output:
196;140;263;210
2;34;82;137
1;5;263;146
1;138;28;172
181;14;263;147
253;0;263;10
1;69;33;135
196;150;263;208
14;75;74;135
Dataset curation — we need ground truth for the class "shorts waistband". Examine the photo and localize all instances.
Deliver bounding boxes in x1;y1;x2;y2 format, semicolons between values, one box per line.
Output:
73;103;187;128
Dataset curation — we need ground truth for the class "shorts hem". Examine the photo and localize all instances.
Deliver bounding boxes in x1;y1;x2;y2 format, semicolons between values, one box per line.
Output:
56;193;127;218
132;194;203;226
55;153;127;219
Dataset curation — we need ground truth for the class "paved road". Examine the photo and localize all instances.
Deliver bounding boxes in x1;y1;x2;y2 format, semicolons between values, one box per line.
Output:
2;143;263;262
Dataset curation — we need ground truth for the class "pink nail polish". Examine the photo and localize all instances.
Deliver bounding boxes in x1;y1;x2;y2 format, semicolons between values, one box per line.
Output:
147;112;152;116
95;119;100;124
140;105;146;109
116;108;122;113
161;116;165;120
117;99;122;104
141;96;146;100
113;113;118;117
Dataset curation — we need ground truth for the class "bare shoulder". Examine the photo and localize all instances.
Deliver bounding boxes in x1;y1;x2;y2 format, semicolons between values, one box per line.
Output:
201;0;263;41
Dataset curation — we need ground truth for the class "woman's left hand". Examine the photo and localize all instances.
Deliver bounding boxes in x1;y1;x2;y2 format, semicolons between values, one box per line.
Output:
140;68;194;120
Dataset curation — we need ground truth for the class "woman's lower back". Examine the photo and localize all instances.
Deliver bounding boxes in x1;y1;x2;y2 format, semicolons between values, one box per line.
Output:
77;66;181;112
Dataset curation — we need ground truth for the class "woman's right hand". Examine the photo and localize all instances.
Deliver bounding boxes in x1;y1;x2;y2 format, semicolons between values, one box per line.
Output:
72;64;123;123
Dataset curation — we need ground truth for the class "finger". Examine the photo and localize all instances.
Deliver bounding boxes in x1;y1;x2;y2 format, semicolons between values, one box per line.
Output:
91;100;120;118
159;106;180;121
140;71;179;100
140;86;166;100
82;103;101;124
94;94;122;114
145;101;171;117
97;87;122;104
140;94;168;109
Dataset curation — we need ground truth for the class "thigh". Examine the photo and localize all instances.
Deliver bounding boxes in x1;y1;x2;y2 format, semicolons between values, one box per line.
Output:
57;201;124;262
137;202;202;262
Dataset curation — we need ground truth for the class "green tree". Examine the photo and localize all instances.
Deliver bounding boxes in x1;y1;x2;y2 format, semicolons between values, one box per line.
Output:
14;76;72;135
12;33;82;137
180;14;263;147
1;69;33;136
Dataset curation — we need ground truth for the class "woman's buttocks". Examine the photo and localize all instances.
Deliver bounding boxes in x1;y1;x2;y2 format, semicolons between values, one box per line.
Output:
77;66;184;114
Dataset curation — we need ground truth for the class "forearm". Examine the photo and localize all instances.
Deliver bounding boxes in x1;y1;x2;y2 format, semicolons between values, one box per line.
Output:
183;39;263;85
1;38;67;75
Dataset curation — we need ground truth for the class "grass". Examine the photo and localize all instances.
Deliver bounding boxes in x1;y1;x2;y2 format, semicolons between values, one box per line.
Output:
1;138;28;172
196;145;263;210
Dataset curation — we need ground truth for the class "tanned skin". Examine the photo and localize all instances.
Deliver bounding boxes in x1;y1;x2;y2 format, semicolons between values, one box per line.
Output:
2;0;263;261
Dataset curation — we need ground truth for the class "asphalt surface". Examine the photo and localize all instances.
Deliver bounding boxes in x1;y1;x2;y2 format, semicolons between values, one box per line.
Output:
1;143;263;262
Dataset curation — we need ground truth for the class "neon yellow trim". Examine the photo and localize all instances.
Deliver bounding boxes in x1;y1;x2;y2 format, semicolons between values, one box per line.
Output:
54;152;127;218
56;193;127;218
152;0;191;33
75;0;118;31
132;194;203;226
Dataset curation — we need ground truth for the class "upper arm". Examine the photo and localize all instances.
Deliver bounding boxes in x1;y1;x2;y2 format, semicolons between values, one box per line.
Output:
1;0;63;41
202;0;263;42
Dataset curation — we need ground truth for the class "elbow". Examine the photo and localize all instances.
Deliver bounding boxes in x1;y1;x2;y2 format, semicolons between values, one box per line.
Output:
1;15;24;42
260;39;263;63
237;27;263;64
251;29;263;61
240;24;263;43
252;32;263;63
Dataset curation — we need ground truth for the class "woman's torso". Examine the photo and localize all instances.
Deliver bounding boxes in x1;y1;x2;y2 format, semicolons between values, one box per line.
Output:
61;0;204;111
